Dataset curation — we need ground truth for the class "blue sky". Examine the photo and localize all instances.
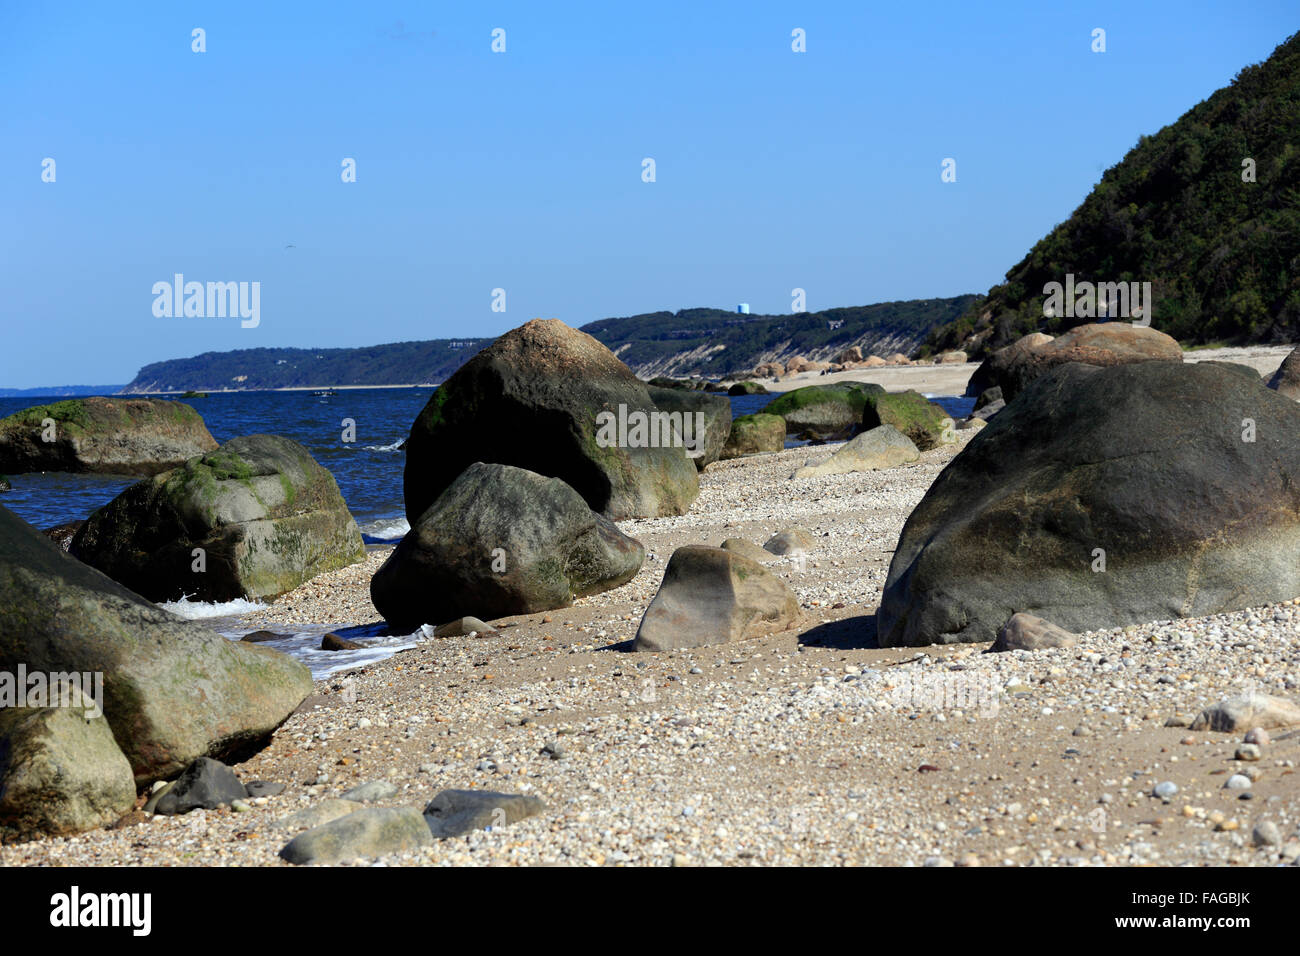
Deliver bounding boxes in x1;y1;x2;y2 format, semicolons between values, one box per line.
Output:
1;2;1295;388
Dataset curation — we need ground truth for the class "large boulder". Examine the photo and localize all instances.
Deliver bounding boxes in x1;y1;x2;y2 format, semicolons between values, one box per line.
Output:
0;397;217;476
403;319;699;522
634;545;800;652
966;325;1181;401
880;362;1300;647
69;434;364;603
646;387;731;470
964;333;1054;397
727;381;769;396
793;425;919;478
760;382;885;439
0;689;137;843
0;504;313;782
861;391;952;451
834;346;863;365
372;463;644;631
1266;347;1300;399
720;414;785;459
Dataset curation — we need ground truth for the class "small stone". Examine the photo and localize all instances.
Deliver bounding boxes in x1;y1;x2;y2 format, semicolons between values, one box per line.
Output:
321;633;364;651
1244;727;1271;746
1225;774;1252;791
423;789;546;839
244;781;285;798
340;780;398;803
1235;743;1261;762
1252;820;1282;848
1153;781;1178;800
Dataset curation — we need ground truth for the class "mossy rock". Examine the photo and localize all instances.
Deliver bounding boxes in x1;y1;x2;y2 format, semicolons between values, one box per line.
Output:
760;382;884;438
727;381;769;396
0;396;217;476
70;434;365;602
721;414;785;459
861;390;952;451
0;504;312;784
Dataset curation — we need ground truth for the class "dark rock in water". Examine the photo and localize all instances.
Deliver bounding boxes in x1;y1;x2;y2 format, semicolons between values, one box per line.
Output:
970;399;1006;422
968;324;1182;402
423;789;546;838
147;757;247;814
860;390;952;451
646;386;731;470
403;319;699;522
42;520;85;552
240;629;290;643
0;475;9;493
880;362;1300;647
280;807;432;864
0;689;137;843
0;396;218;476
321;633;363;651
634;545;801;652
1266;347;1300;398
69;434;365;603
0;503;313;783
244;780;285;798
973;386;1003;411
989;612;1078;652
761;383;884;439
727;381;769;396
372;463;645;631
720;414;785;459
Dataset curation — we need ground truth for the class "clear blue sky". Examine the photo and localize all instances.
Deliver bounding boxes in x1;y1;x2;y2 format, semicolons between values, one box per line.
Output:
1;1;1294;388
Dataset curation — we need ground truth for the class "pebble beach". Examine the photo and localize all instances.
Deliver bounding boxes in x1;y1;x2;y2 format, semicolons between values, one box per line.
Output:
5;421;1298;868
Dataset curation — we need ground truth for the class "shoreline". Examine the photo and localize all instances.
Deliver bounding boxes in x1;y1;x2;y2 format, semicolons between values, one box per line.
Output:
5;429;1296;866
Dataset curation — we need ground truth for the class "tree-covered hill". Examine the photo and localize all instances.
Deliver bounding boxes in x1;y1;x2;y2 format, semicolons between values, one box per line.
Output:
122;340;493;392
119;296;976;392
581;297;977;377
924;31;1300;358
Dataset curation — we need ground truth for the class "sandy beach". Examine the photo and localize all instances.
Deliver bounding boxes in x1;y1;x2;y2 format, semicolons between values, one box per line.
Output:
4;406;1298;868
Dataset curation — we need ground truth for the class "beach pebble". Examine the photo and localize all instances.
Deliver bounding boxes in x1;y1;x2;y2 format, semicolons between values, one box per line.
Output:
1153;781;1178;800
1225;774;1252;791
1252;820;1282;848
340;780;398;803
1235;743;1261;762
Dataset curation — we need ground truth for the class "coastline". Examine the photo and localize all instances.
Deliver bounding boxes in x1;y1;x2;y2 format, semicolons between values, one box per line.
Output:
5;428;1296;866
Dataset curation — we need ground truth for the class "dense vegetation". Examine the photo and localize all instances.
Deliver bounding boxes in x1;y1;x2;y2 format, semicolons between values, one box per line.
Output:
924;31;1300;358
582;297;977;377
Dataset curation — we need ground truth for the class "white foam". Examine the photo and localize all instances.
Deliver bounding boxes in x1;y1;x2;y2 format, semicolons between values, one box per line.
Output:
158;596;267;619
363;439;405;452
361;516;410;540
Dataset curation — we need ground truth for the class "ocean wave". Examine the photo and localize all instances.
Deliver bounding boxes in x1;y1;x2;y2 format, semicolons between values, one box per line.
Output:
361;516;410;541
363;439;405;452
158;596;268;619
